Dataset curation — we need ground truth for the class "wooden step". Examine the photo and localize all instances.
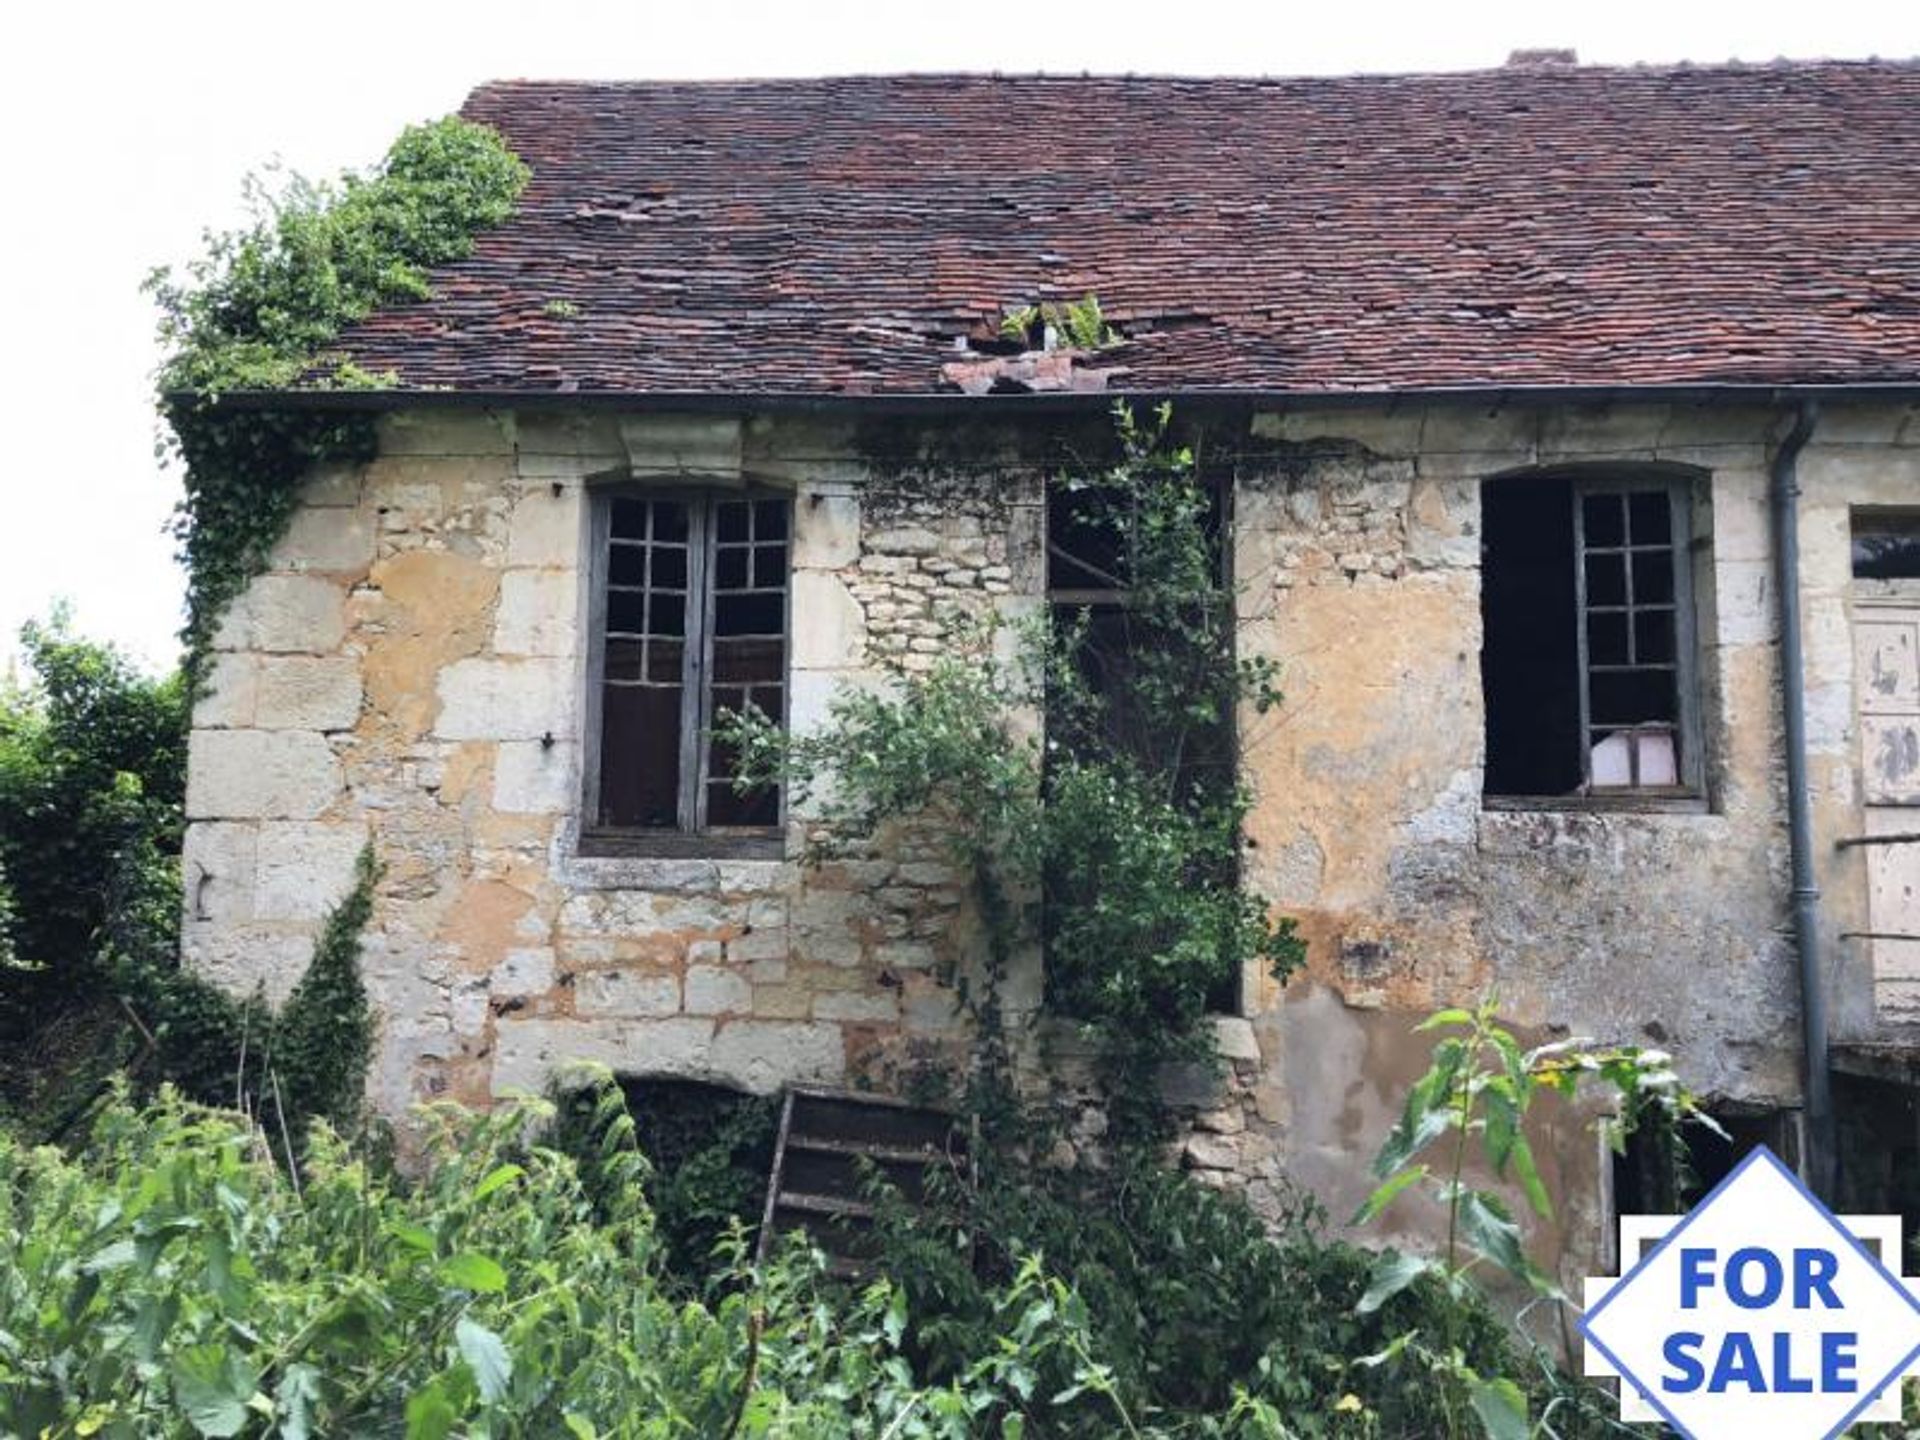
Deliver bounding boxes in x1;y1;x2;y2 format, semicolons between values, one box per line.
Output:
757;1087;974;1270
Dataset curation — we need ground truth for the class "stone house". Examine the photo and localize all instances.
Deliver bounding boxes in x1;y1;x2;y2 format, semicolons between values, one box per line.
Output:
182;59;1920;1281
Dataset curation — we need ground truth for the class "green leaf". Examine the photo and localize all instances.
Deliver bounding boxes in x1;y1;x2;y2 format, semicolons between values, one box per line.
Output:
1457;1191;1530;1282
1002;1415;1026;1439
440;1252;507;1293
170;1344;259;1438
1467;1376;1530;1440
405;1382;458;1440
456;1314;512;1402
1356;1251;1437;1314
1352;1165;1427;1226
563;1414;598;1440
1509;1134;1553;1219
1414;1008;1475;1032
471;1163;525;1202
276;1363;322;1440
1374;1101;1453;1178
1483;1087;1519;1173
81;1239;138;1273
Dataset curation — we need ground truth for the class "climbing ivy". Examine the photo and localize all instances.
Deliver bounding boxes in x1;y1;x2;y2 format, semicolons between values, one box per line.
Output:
726;404;1303;1143
149;116;529;674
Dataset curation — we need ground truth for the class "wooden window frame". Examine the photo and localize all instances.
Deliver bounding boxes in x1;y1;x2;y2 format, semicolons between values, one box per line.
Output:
1484;471;1708;813
579;486;790;860
1570;476;1705;797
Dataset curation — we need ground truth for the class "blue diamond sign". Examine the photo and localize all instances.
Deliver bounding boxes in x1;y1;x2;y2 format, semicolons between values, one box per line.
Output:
1581;1147;1920;1437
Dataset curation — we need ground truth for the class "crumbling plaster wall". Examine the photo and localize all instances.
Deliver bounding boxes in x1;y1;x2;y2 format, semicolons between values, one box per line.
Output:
1217;400;1918;1282
182;408;1046;1118
180;396;1917;1277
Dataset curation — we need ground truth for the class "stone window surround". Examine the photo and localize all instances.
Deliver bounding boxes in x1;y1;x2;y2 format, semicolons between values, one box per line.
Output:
578;481;795;860
1480;462;1712;817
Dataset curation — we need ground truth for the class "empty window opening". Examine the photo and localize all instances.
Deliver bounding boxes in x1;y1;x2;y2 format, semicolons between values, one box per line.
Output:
590;494;788;838
1482;472;1701;799
1613;1105;1796;1221
1853;511;1920;580
1045;474;1239;1012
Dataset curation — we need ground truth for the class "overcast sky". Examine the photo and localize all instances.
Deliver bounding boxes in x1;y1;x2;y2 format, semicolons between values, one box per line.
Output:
4;0;1917;675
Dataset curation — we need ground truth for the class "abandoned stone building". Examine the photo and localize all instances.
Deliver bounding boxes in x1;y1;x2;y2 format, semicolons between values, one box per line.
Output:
181;59;1920;1282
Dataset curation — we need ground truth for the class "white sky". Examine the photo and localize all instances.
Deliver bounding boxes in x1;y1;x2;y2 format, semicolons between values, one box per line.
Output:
3;0;1917;676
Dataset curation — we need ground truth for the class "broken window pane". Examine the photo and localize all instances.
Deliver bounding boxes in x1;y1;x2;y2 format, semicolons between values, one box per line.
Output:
594;493;789;834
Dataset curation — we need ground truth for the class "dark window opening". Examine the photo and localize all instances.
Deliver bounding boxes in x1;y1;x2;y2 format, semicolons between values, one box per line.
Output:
1613;1106;1796;1221
1482;472;1700;800
1045;475;1239;1013
1853;512;1920;580
592;494;787;838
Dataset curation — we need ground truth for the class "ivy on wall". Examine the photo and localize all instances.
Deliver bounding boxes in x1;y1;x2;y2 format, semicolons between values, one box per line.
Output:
148;116;529;675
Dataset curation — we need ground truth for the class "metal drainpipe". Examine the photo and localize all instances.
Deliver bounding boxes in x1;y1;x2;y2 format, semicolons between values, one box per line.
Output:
1770;400;1835;1199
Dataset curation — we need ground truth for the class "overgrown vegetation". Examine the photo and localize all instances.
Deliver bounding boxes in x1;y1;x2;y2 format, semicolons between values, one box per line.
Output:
149;115;528;674
1351;1001;1708;1437
728;404;1301;1139
1000;294;1121;350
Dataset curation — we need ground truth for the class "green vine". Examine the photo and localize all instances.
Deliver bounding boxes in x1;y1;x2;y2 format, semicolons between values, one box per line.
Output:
725;404;1303;1144
149;116;529;676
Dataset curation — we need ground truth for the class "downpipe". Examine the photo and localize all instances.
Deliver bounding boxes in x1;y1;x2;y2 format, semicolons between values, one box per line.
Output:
1769;401;1834;1199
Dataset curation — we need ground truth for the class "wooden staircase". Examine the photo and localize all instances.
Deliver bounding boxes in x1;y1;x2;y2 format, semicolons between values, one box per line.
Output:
757;1087;973;1275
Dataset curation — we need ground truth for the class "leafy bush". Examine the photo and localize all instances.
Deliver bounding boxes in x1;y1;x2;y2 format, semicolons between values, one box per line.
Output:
861;1147;1518;1437
0;1088;1308;1439
726;404;1303;1140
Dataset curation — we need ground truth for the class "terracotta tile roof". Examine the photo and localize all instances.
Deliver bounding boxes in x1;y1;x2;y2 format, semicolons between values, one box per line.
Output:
328;62;1920;396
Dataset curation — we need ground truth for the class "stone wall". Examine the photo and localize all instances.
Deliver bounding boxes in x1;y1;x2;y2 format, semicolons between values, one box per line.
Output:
1207;400;1920;1286
182;410;1044;1119
181;398;1920;1276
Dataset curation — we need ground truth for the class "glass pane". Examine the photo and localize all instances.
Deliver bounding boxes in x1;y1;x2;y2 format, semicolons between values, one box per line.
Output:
1583;493;1626;548
598;684;681;827
715;547;749;589
652;545;687;589
604;637;644;682
609;542;646;586
1628;491;1672;546
1587;612;1629;666
652;501;689;543
716;592;783;636
1584;552;1627;607
1853;518;1920;579
647;638;684;684
1634;608;1676;665
717;501;751;542
714;636;783;684
753;544;788;588
1589;668;1676;726
650;591;685;638
1632;549;1675;604
610;498;649;541
607;589;646;634
755;501;789;540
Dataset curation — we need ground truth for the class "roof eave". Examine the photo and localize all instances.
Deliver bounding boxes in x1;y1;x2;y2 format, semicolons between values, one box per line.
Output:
177;380;1920;417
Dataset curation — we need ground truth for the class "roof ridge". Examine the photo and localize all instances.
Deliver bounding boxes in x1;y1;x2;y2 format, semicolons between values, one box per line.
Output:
464;56;1920;93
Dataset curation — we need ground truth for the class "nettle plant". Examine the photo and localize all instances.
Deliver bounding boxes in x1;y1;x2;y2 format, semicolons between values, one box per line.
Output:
726;403;1302;1140
1354;999;1712;1439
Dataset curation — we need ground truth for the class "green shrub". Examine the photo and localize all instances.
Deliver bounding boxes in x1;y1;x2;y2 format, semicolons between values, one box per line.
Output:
862;1148;1517;1437
0;1089;1306;1439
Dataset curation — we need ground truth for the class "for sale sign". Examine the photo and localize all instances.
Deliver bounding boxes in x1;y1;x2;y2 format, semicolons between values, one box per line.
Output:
1581;1148;1920;1437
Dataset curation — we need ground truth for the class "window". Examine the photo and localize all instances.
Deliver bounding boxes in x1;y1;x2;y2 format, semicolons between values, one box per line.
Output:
584;492;788;852
1853;511;1920;581
1482;471;1703;801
